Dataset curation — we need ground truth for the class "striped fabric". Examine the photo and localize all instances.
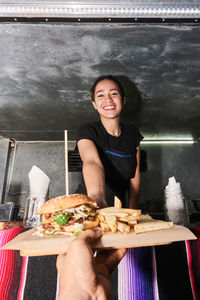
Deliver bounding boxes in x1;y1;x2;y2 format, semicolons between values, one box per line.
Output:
19;255;57;300
118;228;200;300
118;247;158;300
186;228;200;300
0;227;24;300
0;227;200;300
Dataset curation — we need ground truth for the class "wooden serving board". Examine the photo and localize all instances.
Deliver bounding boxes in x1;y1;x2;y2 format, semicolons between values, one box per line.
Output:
1;225;196;257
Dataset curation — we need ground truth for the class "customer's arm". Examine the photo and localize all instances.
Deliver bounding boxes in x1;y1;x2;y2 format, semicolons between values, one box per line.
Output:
56;228;126;300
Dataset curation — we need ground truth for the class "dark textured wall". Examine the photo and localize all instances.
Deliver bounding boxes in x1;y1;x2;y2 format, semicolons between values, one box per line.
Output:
0;23;199;141
1;22;200;208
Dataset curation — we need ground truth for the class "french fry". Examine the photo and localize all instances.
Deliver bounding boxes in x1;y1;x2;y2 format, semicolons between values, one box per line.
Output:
117;221;130;234
119;214;152;223
104;214;118;233
97;213;106;223
98;207;141;217
122;209;141;216
127;220;137;227
119;215;137;222
97;207;124;213
134;220;173;234
136;214;153;223
114;196;122;208
100;211;129;218
97;205;173;235
100;222;110;232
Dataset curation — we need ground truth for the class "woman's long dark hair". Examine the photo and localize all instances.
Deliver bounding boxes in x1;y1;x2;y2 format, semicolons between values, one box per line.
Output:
91;75;125;102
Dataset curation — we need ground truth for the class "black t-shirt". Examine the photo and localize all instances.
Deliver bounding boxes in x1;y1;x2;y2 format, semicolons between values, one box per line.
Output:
77;121;144;206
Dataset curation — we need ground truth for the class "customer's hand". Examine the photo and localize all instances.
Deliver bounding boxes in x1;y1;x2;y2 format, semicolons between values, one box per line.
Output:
56;228;126;300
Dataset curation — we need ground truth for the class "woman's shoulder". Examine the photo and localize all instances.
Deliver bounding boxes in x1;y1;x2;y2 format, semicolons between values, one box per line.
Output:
121;123;144;146
121;122;141;133
77;121;101;142
78;121;101;134
79;121;99;129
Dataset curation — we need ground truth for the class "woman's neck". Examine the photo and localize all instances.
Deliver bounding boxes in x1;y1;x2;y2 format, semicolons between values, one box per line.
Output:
100;117;121;137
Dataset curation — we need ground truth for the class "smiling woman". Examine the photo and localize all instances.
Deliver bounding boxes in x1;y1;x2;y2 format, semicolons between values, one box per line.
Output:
92;77;124;126
76;75;143;209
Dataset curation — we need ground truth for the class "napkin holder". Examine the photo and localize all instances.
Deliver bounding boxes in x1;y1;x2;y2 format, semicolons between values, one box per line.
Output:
0;203;15;221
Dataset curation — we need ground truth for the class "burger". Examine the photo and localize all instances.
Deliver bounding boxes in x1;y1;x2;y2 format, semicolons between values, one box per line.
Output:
35;194;99;236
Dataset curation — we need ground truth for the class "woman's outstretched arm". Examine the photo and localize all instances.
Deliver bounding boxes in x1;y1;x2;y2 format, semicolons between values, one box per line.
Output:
78;139;107;208
129;146;141;209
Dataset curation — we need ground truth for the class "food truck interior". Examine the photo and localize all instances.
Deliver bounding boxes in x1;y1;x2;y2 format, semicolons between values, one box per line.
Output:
0;1;200;300
0;0;200;222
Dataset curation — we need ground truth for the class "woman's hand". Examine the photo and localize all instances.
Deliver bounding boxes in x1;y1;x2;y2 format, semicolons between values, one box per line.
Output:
93;196;108;208
56;228;126;300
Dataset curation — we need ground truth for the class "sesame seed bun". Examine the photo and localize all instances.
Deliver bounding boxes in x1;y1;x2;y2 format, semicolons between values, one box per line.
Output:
37;194;98;215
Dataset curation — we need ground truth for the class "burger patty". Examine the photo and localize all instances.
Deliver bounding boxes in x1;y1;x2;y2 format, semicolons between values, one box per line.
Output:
66;217;83;226
64;215;95;226
41;215;95;230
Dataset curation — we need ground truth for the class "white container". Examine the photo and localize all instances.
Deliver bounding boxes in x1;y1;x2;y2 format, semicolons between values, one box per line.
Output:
164;177;190;226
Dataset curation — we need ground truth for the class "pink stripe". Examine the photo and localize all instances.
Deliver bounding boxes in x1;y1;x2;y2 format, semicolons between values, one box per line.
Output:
0;227;24;300
17;256;28;300
186;240;199;300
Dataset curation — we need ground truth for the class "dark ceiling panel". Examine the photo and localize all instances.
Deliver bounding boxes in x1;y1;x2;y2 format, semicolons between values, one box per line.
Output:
0;23;199;140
